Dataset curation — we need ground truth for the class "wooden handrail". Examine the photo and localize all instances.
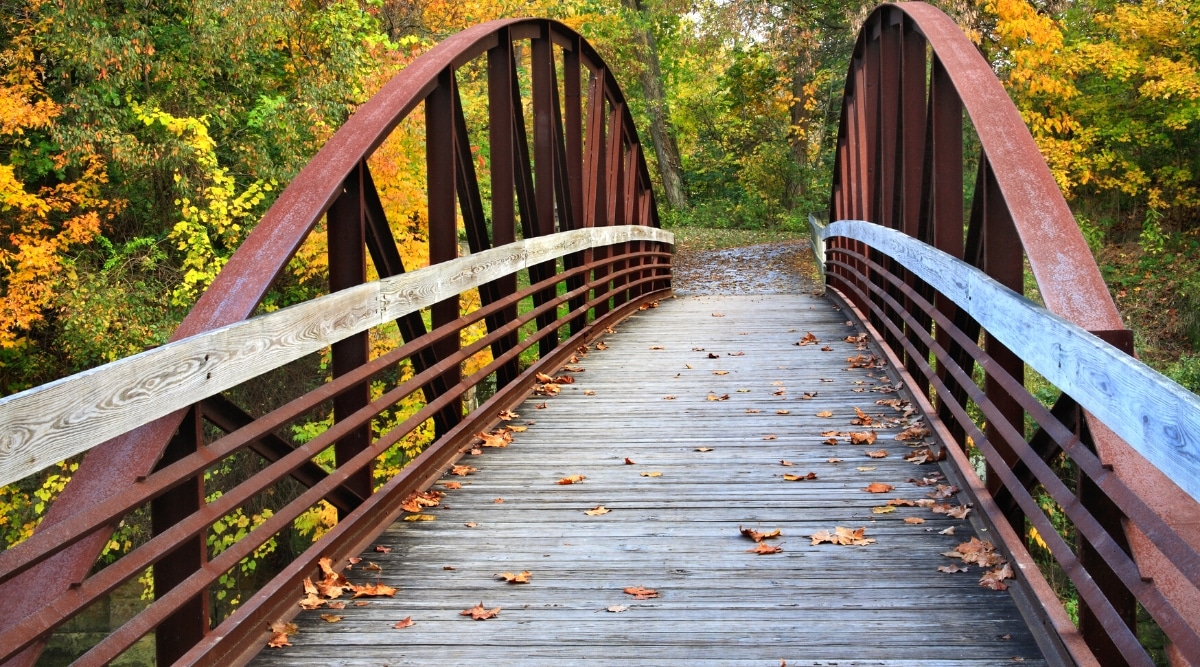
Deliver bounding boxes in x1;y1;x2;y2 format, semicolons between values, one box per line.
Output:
824;220;1200;504
0;225;672;488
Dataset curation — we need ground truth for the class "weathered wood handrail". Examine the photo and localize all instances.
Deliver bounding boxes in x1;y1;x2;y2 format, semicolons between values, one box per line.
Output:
0;225;671;488
825;221;1200;503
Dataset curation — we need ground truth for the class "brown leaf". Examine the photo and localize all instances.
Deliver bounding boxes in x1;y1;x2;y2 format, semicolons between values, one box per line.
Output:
707;352;719;359
763;434;777;440
352;582;397;598
650;345;665;350
938;563;970;573
465;522;477;528
823;438;839;445
640;471;663;477
821;345;833;351
810;526;876;546
816;410;833;418
403;513;435;522
320;614;343;623
865;449;888;458
887;498;918;506
747;542;783;555
495;571;532;584
856;466;877;472
783;472;818;481
475;430;513;449
795;332;819;346
393;616;415;629
493;498;504;504
779;459;794;466
443;481;462;490
895;425;931;441
363;562;382;572
556;474;586;485
827;458;844;463
461;602;501;620
851;406;873;425
849;431;877;445
624;457;636;465
562;365;585;372
980;563;1015;590
606;605;629;613
534;402;547;409
623;586;659;599
267;630;293;648
498;409;518;421
450;464;476;476
373;545;391;554
401;490;444;512
662;395;676;400
864;482;895;493
713;370;729;375
695;447;713;452
927;484;960;500
596;341;609;350
707;393;730;401
584;505;611;516
776;409;790;415
904;447;944;464
740;526;782;542
711;312;725;317
535;383;561;396
298;593;324;610
745;409;761;413
801;391;818;400
946;505;973;519
871;506;896;514
583;389;596;396
904;517;926;525
535;372;555;383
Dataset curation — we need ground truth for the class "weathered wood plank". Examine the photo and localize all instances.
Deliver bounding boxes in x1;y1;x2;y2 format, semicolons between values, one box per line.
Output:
0;225;671;486
824;219;1200;503
248;294;1054;666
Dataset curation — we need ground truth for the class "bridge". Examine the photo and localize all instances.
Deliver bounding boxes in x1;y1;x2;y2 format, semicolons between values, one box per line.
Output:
1;4;1198;666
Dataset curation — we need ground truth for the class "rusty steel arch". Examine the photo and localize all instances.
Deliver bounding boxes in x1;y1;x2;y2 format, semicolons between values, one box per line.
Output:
826;3;1200;665
0;19;663;667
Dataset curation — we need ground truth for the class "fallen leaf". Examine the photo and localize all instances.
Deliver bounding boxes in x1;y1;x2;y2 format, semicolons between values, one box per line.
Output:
363;562;382;572
927;484;960;500
980;563;1015;590
320;614;343;623
393;616;415;629
662;395;676;400
298;593;324;610
713;370;729;375
443;566;456;570
745;409;761;414
939;526;956;535
864;482;895;493
827;458;844;463
623;586;659;599
536;383;561;396
461;602;501;620
740;526;782;542
849;431;877;445
707;353;719;359
606;605;629;613
624;457;636;465
352;582;397;598
596;341;609;350
747;542;783;554
373;546;392;554
728;351;745;356
776;410;790;415
562;365;585;372
475;430;513;448
938;563;970;573
506;424;528;432
450;464;476;476
465;522;477;528
640;471;663;477
583;389;596;396
695;447;713;452
810;526;876;546
403;514;435;522
266;621;298;648
443;481;462;489
946;505;973;519
905;447;944;464
763;434;777;440
783;472;818;481
851;406;873;425
823;438;839;445
711;312;725;317
650;345;665;350
816;410;833;418
557;475;586;485
495;571;532;584
887;499;917;506
856;466;877;472
795;332;819;346
498;410;518;421
904;517;926;525
821;345;833;351
779;459;793;466
535;402;547;409
585;505;611;516
707;393;730;401
493;498;504;504
895;425;931;441
801;392;818;400
872;506;897;514
865;449;888;458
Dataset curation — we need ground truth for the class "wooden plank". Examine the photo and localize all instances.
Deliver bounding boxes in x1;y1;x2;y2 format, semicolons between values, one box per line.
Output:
249;294;1053;666
0;226;672;487
823;220;1200;504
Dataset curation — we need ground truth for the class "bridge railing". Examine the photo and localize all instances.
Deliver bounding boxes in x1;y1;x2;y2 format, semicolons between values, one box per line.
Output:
0;18;668;667
826;4;1200;665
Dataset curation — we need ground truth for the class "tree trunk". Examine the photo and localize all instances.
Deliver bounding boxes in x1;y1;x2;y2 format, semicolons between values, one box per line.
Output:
622;0;688;211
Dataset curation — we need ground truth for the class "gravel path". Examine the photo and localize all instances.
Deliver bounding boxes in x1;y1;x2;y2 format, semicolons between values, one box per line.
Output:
670;240;817;295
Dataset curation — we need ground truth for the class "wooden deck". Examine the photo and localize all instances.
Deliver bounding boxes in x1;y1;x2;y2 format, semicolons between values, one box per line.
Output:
251;292;1055;666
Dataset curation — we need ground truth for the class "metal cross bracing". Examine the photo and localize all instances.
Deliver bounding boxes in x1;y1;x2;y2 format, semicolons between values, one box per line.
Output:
0;4;1199;667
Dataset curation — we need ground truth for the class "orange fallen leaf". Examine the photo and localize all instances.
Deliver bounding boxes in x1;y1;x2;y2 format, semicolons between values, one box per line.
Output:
298;593;323;610
650;345;665;350
640;471;663;477
783;472;818;481
352;582;397;598
856;466;877;472
624;586;659;599
373;545;391;554
849;431;877;445
624;457;636;465
465;522;477;528
795;332;818;346
763;434;777;440
393;616;415;629
810;526;876;546
707;393;730;401
816;410;833;418
747;542;783;555
871;506;896;514
695;447;713;452
584;505;611;516
266;621;298;648
776;410;790;415
865;449;888;458
363;562;382;572
451;464;476;476
980;563;1015;590
606;605;629;613
904;517;926;525
895;425;931;441
583;389;596;396
403;513;435;522
494;498;504;503
596;341;609;350
864;482;895;493
780;459;793;466
535;402;547;409
320;614;343;623
495;571;532;584
461;602;501;620
498;409;518;420
740;526;781;542
711;312;725;317
663;395;676;400
443;481;462;489
938;563;970;573
745;409;761;413
557;475;586;485
713;370;729;375
827;458;844;463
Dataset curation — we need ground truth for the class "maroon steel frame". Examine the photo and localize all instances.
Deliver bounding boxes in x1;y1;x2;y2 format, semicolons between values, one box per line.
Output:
826;4;1200;666
0;19;665;667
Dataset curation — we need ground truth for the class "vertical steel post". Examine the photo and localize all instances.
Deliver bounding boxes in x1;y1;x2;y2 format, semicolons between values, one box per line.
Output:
488;31;521;389
427;69;461;435
152;404;209;666
328;163;373;508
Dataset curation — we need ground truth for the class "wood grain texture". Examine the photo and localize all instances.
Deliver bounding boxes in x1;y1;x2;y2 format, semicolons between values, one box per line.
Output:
825;220;1200;504
0;226;672;487
248;294;1052;666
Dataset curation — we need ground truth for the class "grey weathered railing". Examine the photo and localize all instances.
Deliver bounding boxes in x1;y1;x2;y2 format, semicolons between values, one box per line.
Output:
0;17;668;667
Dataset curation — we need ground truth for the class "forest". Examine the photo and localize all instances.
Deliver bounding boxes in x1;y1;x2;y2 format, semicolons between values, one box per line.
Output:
1;0;1199;635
